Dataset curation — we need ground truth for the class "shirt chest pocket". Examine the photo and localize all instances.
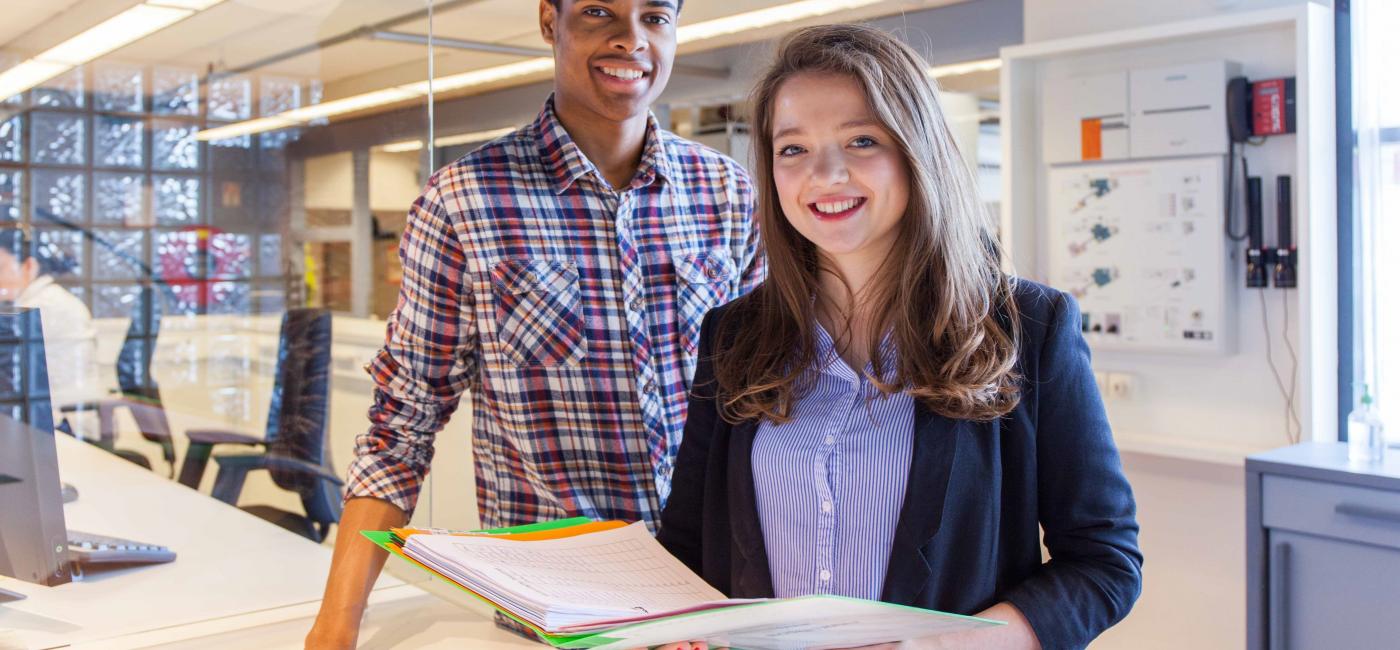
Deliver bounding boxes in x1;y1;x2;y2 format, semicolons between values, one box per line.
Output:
674;250;736;355
490;259;587;367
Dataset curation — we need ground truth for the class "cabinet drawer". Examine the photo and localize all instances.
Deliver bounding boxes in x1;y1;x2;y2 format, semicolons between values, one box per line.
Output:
1262;475;1400;550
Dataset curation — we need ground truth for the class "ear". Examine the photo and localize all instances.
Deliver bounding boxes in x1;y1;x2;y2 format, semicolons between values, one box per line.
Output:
539;0;558;46
21;258;39;283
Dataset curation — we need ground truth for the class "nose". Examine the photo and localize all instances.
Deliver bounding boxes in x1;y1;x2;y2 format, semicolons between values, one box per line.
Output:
811;145;850;187
608;17;647;54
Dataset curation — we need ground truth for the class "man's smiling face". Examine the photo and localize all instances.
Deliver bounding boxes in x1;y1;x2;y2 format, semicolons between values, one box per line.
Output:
540;0;679;122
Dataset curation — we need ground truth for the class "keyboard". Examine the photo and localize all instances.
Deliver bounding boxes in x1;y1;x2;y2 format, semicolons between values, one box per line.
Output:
67;531;176;565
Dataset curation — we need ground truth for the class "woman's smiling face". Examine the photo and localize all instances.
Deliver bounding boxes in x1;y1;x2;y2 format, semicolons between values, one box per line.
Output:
769;71;910;270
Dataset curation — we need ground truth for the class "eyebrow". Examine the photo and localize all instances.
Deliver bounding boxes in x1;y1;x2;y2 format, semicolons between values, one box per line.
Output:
592;0;678;9
772;118;881;140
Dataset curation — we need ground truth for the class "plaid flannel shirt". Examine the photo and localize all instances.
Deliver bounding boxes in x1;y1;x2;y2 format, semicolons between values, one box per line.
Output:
345;97;763;530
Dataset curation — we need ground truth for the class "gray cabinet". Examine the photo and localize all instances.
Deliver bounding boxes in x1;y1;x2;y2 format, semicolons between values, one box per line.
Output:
1247;444;1400;650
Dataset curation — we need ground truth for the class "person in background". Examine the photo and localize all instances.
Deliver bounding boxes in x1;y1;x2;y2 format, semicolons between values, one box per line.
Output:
656;25;1142;650
307;0;763;647
0;227;99;435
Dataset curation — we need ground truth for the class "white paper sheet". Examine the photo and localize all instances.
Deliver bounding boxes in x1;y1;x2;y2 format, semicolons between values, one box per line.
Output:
404;522;730;629
562;595;1000;650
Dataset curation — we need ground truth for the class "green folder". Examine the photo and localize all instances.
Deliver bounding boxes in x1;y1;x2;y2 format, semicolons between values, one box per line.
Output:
364;517;603;647
364;519;1000;649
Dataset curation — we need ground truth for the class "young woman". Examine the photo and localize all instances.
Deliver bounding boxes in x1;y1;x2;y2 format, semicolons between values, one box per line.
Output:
654;25;1142;650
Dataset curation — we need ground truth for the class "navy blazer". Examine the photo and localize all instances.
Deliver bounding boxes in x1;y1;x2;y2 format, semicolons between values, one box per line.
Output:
657;280;1143;650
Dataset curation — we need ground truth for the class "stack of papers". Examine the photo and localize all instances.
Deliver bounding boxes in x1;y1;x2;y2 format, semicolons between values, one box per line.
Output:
366;518;999;650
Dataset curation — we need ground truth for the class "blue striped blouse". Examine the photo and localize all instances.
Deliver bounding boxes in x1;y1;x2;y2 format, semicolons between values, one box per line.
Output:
751;322;914;600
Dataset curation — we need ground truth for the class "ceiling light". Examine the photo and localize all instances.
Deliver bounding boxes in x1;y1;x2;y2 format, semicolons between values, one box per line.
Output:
405;58;556;95
147;0;225;8
676;0;884;43
196;116;299;141
198;0;891;140
0;61;70;102
0;0;223;101
436;126;519;147
377;125;521;153
928;58;1002;78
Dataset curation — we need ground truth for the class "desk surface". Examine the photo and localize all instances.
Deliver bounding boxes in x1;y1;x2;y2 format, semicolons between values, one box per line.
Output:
0;435;528;649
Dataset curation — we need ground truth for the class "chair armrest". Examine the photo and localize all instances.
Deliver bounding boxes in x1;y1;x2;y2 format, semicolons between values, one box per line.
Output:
177;430;265;489
208;454;344;506
186;429;265;446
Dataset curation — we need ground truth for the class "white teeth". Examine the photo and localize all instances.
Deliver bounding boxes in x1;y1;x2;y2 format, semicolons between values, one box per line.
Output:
813;199;860;214
601;67;644;80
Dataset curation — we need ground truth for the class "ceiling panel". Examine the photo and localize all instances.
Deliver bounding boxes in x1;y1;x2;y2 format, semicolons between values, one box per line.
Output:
0;0;102;52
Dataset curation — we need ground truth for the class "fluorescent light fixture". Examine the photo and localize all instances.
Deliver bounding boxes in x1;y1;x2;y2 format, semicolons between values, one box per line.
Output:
40;5;191;65
196;116;300;141
0;0;223;101
280;86;420;122
928;58;1002;78
379;140;423;153
199;0;893;140
148;0;225;9
407;58;555;95
676;0;885;43
0;61;70;102
437;126;519;147
378;125;521;153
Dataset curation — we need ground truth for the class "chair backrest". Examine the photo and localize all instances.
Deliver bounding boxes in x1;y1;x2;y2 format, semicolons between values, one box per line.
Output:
262;308;336;524
115;287;173;464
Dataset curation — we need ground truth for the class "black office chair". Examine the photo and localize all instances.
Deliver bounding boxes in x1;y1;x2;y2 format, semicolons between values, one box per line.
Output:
176;308;342;542
60;288;176;474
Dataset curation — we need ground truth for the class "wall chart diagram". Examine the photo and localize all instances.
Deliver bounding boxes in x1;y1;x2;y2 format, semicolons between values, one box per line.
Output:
1047;156;1232;354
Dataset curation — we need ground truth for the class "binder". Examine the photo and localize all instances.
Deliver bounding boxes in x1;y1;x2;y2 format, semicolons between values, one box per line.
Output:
365;519;999;650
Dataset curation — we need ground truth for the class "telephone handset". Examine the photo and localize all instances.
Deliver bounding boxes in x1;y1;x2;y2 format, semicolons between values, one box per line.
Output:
1226;76;1252;143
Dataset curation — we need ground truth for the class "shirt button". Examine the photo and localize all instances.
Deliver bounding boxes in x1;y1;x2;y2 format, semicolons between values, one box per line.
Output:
819;569;831;581
642;379;656;395
821;500;832;513
823;435;835;445
630;297;645;312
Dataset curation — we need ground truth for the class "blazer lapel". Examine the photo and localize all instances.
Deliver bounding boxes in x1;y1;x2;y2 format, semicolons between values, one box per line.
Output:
880;404;963;604
727;419;775;598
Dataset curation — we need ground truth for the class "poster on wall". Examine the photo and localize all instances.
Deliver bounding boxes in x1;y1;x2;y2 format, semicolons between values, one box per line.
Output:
1046;156;1233;355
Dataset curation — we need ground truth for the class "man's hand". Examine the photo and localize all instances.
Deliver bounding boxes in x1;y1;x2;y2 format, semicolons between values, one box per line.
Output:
305;498;408;649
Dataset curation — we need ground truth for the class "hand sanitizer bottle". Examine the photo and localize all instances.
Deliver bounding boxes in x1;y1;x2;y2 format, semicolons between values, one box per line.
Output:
1347;384;1385;464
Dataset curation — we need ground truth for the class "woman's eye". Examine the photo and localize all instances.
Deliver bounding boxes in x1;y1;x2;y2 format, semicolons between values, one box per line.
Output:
850;136;877;148
776;145;805;157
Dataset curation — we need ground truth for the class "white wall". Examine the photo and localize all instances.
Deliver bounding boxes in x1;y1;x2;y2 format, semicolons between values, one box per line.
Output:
1024;0;1327;42
302;150;423;212
1017;3;1334;648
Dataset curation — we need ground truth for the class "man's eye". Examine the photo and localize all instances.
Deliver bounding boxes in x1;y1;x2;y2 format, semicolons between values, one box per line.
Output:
644;14;672;25
583;7;609;17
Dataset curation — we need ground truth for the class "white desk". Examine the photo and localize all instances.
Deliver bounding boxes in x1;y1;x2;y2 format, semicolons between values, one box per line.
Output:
0;435;533;649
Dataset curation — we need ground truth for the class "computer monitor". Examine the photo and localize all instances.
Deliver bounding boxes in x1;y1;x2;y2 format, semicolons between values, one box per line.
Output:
0;307;73;586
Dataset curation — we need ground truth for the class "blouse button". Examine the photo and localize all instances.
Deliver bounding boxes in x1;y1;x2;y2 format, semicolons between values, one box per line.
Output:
819;569;831;582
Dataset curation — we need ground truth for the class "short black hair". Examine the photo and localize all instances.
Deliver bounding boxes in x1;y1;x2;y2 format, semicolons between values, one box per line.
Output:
547;0;684;10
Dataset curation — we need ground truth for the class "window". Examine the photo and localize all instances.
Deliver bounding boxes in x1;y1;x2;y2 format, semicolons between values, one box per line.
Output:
1348;0;1399;443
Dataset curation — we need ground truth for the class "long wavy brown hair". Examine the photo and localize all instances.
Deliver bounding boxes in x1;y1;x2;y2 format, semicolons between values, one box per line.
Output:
711;24;1022;424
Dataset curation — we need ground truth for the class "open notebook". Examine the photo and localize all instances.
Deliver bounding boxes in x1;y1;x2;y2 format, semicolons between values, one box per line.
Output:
366;518;999;650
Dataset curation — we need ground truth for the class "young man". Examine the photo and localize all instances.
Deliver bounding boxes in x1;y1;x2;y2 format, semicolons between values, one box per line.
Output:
306;0;762;646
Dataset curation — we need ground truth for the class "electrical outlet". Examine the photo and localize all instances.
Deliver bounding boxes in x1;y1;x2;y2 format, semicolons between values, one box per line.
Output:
1093;371;1109;395
1107;372;1136;400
